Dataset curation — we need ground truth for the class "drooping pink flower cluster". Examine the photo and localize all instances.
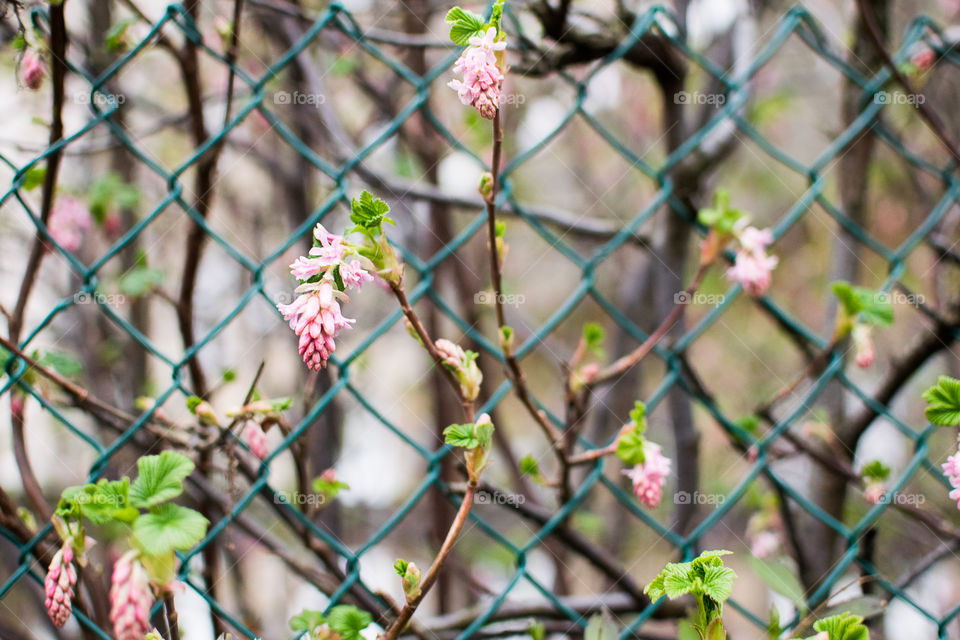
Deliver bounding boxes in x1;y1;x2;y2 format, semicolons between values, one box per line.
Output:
45;544;77;627
110;552;153;640
726;226;778;297
21;50;46;90
622;441;672;509
279;224;373;370
448;28;506;120
48;196;92;252
244;422;268;459
942;450;960;510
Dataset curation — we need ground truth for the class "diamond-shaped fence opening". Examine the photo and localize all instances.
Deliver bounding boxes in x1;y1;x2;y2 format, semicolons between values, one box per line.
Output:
3;1;960;639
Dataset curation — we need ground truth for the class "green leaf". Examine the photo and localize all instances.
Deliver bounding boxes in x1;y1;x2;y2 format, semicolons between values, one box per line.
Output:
583;323;605;357
22;166;46;191
528;620;546;640
129;451;195;508
444;421;492;449
271;397;293;412
923;376;960;427
290;609;326;632
830;282;893;328
860;460;890;481
37;351;83;378
615;430;646;466
326;605;372;640
662;563;695;598
133;504;208;555
394;558;409;576
698;190;745;233
520;455;540;477
749;557;805;612
809;612;869;640
701;565;737;604
186;396;203;414
629;401;647;431
704;617;726;640
118;266;164;297
350;190;394;234
584;611;619;640
312;475;349;500
60;478;133;525
445;7;487;46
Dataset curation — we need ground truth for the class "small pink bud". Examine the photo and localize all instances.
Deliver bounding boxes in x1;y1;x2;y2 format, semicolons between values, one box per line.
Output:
244;422;268;459
44;544;77;627
21;51;46;90
852;324;874;369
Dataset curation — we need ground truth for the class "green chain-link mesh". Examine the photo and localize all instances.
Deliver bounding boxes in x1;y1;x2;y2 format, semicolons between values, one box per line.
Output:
2;2;959;639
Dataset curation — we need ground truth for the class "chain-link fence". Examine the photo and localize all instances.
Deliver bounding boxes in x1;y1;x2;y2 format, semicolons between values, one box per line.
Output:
2;1;960;639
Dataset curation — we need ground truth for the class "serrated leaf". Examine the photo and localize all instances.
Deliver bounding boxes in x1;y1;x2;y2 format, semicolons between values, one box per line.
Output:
350;190;394;233
290;609;325;632
444;423;479;449
326;605;372;640
445;6;487;46
129;451;195;508
860;460;890;481
520;454;540;476
701;565;737;604
809;612;869;640
749;557;805;612
923;376;960;426
60;478;131;525
133;504;208;555
831;282;893;328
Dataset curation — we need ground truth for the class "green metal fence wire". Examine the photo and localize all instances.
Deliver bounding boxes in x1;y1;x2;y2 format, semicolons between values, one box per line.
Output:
2;2;959;639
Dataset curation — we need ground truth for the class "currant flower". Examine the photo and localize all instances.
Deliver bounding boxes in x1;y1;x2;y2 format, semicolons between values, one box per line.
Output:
942;450;960;509
44;543;77;627
622;441;671;509
448;26;506;120
726;226;778;296
21;50;46;90
49;196;92;253
110;552;153;640
244;422;269;460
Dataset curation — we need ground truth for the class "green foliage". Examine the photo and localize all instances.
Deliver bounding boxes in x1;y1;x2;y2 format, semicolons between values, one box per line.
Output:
860;460;890;481
527;620;546;640
105;17;137;52
830;282;893;328
444;420;494;450
36;350;83;378
22;166;46;191
312;474;350;500
520;454;540;476
806;612;869;640
186;395;204;413
645;551;736;639
89;172;140;223
326;605;373;640
445;7;487;45
615;401;648;465
584;611;619;640
129;450;195;508
133;504;209;555
583;322;605;357
698;190;745;233
922;376;960;427
748;557;806;613
289;609;326;633
118;265;165;297
349;190;394;235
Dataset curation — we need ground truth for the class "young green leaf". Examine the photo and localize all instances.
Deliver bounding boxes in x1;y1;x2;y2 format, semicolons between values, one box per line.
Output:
520;455;540;477
37;351;83;378
830;282;893;328
748;557;806;613
807;612;869;640
444;423;479;448
700;564;737;604
22;166;46;191
326;605;373;640
118;266;164;297
290;609;326;632
923;376;960;426
698;190;745;233
860;460;890;481
350;190;394;234
583;323;605;357
445;7;487;46
133;504;209;555
129;450;195;508
584;611;619;640
615;429;646;466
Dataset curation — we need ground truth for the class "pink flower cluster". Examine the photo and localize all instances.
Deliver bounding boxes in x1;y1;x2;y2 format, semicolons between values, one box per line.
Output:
110;552;153;640
49;196;92;253
448;28;505;120
45;544;77;627
727;226;778;296
622;441;672;509
21;50;45;90
942;451;960;510
279;224;373;370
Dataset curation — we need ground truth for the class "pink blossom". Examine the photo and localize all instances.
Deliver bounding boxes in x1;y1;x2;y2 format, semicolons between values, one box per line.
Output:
110;552;152;640
339;260;374;289
244;422;268;459
864;481;885;505
622;441;671;508
727;226;778;296
449;27;505;119
45;544;77;627
750;530;780;559
913;47;936;71
278;281;354;370
21;51;45;90
48;196;92;252
943;452;960;508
